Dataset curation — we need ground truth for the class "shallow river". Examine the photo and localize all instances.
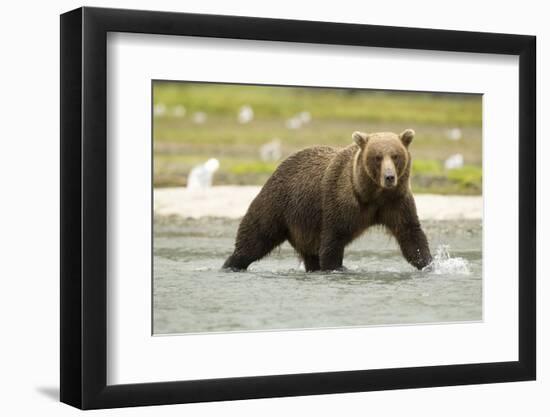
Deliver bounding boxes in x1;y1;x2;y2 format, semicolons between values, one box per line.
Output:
153;217;482;335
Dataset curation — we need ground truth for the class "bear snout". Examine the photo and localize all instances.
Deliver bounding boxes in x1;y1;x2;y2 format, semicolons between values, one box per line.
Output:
383;168;397;188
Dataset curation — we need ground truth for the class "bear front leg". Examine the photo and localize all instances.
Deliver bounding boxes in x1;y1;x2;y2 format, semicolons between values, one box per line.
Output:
302;254;321;272
319;234;346;271
384;196;432;270
392;223;432;270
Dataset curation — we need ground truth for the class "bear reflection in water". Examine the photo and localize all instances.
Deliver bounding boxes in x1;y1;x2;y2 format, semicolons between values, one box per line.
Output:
223;129;432;272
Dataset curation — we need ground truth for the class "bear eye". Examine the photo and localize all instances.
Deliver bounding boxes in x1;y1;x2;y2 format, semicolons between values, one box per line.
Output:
391;154;398;161
375;155;383;162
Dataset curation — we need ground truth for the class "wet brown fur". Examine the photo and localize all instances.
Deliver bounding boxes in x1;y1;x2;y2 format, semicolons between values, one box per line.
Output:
223;130;432;272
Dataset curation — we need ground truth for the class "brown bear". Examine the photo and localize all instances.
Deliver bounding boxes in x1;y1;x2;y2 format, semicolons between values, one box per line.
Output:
223;129;432;272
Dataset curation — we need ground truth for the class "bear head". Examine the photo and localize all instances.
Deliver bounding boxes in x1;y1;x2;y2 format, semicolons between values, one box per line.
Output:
352;129;414;190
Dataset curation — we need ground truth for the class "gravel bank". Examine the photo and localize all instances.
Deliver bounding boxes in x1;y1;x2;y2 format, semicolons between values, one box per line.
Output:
154;186;482;220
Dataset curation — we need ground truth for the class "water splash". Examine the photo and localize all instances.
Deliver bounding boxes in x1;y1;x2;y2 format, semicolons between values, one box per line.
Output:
424;245;470;275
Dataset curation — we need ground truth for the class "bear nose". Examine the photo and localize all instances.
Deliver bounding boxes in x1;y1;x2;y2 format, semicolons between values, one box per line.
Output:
384;173;396;186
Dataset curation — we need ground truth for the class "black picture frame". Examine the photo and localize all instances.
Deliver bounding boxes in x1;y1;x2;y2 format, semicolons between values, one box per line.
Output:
60;6;536;410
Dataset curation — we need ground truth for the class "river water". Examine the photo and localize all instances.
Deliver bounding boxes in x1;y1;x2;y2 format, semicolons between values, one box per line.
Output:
153;217;482;335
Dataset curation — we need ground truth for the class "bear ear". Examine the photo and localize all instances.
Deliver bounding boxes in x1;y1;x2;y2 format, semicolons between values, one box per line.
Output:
352;131;369;149
399;129;415;147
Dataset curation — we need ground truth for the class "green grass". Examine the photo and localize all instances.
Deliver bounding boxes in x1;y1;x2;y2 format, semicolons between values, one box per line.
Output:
154;154;279;187
412;160;482;194
412;159;442;175
447;166;483;189
154;82;482;126
229;161;278;175
153;82;482;194
154;153;482;194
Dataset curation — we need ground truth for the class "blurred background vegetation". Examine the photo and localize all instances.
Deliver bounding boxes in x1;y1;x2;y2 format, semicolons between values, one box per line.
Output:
153;82;482;195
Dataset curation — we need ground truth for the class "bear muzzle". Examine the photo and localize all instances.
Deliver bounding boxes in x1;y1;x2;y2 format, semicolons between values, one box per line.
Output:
381;156;398;188
384;170;396;188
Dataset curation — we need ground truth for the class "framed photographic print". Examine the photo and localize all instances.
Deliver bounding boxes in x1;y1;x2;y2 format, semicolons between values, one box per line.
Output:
60;6;536;409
